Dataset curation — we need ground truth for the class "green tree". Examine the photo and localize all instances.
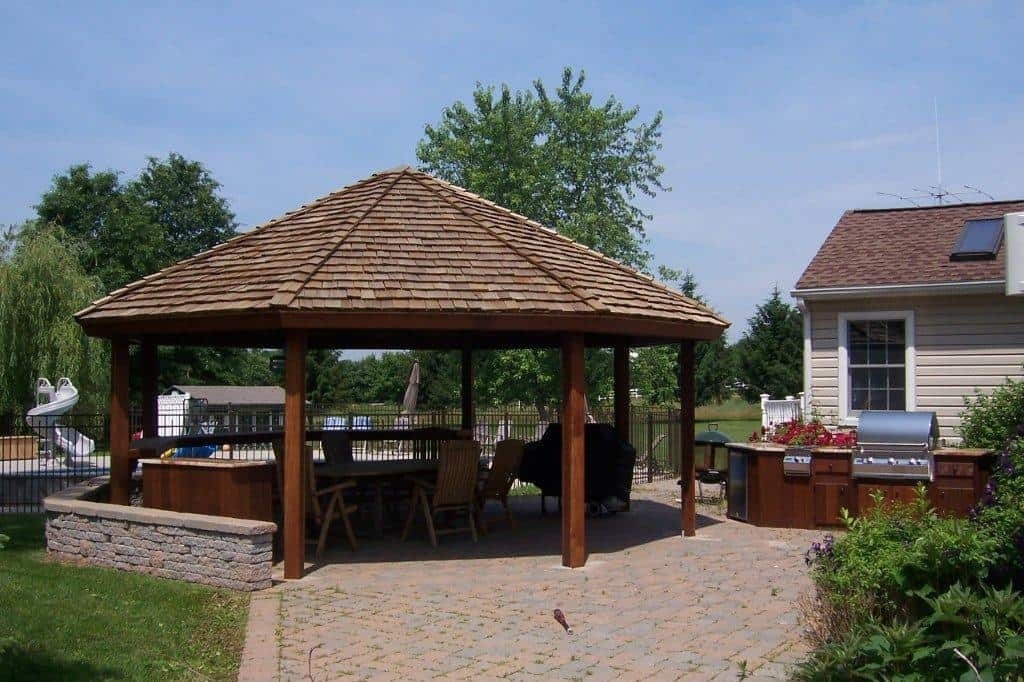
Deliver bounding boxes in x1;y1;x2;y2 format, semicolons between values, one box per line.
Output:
35;154;237;292
0;225;108;411
34;164;162;291
418;66;666;271
418;67;666;413
632;268;733;406
126;153;237;264
734;287;802;402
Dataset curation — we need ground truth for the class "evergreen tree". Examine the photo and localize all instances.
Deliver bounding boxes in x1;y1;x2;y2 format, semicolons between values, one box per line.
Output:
734;287;802;402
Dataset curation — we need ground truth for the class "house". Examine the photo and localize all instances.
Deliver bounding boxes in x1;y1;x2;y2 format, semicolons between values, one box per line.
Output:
157;385;285;436
792;200;1024;442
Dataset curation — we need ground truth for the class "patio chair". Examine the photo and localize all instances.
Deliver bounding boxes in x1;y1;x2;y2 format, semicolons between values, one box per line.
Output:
477;439;524;533
401;439;481;547
272;441;358;558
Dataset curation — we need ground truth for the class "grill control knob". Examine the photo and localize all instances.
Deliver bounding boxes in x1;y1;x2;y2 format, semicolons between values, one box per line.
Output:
888;457;896;465
909;458;917;466
867;457;874;464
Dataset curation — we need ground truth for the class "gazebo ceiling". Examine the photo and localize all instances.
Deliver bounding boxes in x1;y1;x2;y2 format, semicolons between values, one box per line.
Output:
76;166;728;347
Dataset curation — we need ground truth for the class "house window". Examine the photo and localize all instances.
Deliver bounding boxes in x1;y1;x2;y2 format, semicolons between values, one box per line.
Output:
848;320;905;411
838;311;915;422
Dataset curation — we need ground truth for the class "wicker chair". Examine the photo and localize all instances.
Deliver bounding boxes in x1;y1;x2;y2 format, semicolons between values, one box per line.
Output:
401;440;481;547
477;439;524;533
272;440;358;558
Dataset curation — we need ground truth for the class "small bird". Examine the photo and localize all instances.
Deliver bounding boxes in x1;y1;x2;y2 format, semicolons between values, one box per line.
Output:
553;609;573;634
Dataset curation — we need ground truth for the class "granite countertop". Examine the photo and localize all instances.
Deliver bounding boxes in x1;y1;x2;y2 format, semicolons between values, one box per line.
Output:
725;443;993;458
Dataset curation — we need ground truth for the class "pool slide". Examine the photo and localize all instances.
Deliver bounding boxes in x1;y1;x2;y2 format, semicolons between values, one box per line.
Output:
25;378;95;462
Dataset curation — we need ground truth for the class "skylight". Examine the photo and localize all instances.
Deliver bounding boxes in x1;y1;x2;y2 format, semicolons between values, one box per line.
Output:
950;218;1003;261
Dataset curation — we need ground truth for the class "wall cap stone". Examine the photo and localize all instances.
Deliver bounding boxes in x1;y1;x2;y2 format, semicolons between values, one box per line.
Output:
44;478;277;536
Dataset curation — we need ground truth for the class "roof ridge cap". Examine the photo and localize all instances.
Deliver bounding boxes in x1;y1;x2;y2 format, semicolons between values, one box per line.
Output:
406;172;607;313
850;198;1024;214
269;169;406;308
413;169;725;324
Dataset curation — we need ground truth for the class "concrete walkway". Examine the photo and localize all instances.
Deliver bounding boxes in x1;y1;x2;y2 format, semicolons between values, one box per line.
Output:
239;481;822;681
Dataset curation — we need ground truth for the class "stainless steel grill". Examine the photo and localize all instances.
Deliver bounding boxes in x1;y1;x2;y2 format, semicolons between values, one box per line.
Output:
852;411;939;481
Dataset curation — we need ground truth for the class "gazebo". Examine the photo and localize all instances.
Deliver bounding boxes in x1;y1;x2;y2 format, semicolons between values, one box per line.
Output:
75;166;728;579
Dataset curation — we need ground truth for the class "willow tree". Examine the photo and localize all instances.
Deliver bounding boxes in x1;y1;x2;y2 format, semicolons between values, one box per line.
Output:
0;225;108;412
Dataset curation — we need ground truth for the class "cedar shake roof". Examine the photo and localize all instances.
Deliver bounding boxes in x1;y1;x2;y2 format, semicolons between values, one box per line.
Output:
76;166;726;344
167;385;285;405
795;200;1024;291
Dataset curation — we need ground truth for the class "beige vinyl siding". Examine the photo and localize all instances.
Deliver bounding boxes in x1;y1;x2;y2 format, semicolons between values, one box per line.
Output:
806;294;1024;441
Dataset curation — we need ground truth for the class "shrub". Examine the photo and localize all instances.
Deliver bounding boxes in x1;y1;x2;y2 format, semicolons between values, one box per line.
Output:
794;583;1024;681
959;373;1024;449
972;440;1024;589
805;486;997;628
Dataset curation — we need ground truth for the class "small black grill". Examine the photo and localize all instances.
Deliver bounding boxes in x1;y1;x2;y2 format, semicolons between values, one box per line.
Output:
852;411;939;481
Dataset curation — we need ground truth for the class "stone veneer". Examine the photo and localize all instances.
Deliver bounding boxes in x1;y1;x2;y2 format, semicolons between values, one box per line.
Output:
44;477;276;591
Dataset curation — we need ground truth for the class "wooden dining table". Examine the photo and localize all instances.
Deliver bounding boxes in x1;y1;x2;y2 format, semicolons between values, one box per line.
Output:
315;459;441;536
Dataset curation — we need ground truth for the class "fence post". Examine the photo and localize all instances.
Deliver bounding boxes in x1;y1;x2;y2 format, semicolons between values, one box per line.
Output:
646;410;654;483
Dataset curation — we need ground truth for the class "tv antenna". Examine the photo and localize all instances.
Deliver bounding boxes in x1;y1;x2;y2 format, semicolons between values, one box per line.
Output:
875;99;994;206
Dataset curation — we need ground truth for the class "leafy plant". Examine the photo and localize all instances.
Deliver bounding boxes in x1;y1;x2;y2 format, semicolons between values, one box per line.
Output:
959;373;1024;449
971;441;1024;589
794;584;1024;681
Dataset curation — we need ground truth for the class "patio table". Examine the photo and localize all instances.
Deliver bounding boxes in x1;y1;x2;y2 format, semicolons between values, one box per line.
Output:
315;460;440;537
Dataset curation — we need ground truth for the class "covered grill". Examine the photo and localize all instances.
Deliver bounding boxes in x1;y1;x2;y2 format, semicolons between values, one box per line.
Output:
852;410;939;481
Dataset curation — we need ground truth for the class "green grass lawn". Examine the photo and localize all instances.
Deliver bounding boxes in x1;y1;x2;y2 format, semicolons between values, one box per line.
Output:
0;515;249;681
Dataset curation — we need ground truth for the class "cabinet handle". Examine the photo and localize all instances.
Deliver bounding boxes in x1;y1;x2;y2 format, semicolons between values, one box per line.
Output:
828;464;833;472
839;486;845;494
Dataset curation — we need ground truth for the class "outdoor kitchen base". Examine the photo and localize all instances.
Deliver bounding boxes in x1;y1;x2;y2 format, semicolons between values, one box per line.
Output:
43;477;276;591
726;443;993;529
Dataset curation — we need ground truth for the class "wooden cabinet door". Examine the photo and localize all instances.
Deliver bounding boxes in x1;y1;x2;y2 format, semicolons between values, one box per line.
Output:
929;485;976;517
857;483;889;513
814;483;853;526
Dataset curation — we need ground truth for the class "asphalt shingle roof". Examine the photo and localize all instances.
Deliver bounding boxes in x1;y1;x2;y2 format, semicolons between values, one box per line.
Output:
795;200;1024;290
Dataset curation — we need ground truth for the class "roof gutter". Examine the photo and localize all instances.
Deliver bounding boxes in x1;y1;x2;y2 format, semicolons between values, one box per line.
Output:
791;279;1005;301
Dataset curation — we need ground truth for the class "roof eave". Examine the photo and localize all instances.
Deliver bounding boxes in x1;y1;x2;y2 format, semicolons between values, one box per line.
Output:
791;279;1005;301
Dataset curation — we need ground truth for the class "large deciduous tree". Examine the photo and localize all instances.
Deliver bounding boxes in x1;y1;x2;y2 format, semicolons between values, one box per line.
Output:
417;67;666;413
734;288;802;402
0;225;108;411
36;154;237;292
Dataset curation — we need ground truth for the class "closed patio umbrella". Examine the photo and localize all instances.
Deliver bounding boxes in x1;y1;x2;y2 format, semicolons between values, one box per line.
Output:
401;361;420;415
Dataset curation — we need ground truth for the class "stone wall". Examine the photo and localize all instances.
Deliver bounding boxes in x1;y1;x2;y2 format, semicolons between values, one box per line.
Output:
44;478;276;591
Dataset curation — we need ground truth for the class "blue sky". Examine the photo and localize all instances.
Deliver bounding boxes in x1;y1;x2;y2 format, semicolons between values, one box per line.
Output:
2;1;1022;341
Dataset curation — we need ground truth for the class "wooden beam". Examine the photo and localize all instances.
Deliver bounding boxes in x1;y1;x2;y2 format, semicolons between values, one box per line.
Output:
561;333;586;567
461;348;474;431
140;341;159;439
613;342;630;441
109;338;131;505
679;340;697;536
283;330;307;579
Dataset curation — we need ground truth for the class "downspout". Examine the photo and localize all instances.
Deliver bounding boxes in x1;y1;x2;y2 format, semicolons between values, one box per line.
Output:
796;298;812;416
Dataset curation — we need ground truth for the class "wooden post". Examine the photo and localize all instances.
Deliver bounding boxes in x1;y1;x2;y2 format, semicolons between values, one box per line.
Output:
109;338;131;505
679;340;697;537
561;333;586;568
140;340;159;439
461;348;474;431
283;330;308;579
613;342;630;441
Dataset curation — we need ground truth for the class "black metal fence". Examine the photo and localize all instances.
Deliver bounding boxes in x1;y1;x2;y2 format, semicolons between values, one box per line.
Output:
1;406;682;513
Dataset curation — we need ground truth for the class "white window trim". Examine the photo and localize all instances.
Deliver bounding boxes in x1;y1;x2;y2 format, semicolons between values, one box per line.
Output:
837;310;916;426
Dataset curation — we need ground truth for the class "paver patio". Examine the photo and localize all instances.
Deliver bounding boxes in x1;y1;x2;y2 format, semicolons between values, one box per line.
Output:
240;480;822;681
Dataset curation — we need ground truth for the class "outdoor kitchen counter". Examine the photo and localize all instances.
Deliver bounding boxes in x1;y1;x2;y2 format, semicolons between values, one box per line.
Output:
724;443;993;529
140;457;275;521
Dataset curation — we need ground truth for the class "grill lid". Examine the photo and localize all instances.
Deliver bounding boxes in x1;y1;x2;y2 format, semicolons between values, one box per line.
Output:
857;411;939;447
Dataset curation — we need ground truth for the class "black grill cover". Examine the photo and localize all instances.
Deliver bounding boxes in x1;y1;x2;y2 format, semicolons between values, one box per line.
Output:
519;423;637;503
